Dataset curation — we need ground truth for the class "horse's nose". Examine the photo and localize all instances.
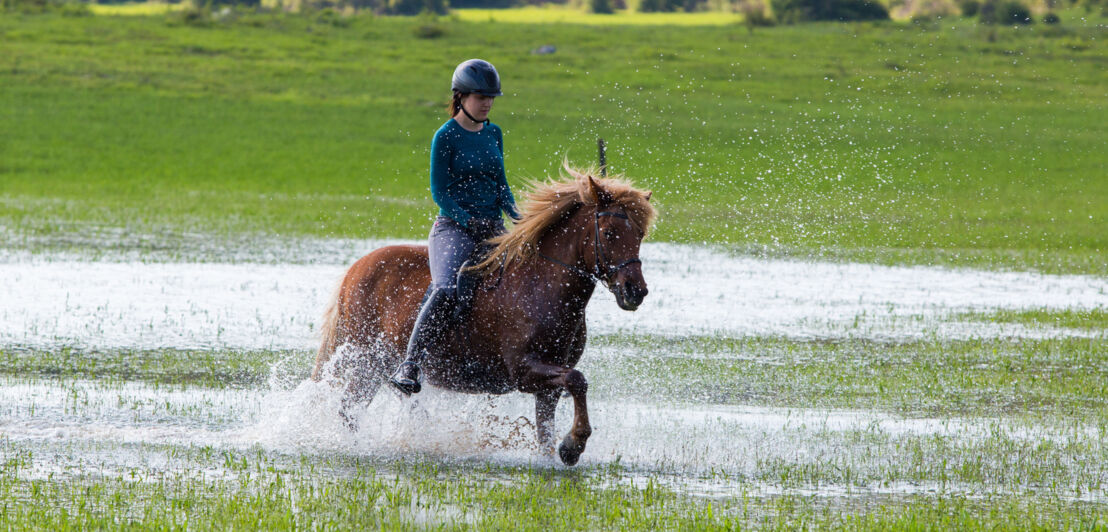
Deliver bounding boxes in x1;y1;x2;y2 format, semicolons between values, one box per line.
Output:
624;280;648;304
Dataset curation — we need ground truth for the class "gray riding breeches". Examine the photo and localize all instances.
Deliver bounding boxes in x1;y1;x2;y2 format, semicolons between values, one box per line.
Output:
427;216;503;289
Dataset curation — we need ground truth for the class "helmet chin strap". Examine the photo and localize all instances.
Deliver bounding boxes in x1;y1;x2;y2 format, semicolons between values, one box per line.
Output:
459;105;489;126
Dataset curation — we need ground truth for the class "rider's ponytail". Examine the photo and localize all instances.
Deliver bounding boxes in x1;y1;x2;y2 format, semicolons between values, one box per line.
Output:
447;91;464;117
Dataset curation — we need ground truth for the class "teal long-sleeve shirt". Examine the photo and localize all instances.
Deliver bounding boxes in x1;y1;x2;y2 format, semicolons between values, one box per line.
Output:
430;119;519;228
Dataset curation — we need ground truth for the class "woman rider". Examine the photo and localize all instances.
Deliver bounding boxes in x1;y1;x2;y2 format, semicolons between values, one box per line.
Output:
389;59;522;395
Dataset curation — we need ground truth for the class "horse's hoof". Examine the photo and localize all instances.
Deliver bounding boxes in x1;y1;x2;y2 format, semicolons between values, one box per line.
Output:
558;438;583;466
389;377;421;396
389;362;422;396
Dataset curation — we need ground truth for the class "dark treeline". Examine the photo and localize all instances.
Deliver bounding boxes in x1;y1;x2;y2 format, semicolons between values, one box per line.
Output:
5;0;1104;21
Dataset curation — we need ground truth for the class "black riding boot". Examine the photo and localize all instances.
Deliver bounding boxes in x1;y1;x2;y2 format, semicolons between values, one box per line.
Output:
454;240;496;323
389;287;455;395
454;261;480;323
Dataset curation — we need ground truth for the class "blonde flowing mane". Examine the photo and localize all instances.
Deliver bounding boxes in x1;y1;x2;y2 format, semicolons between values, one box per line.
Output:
470;162;656;274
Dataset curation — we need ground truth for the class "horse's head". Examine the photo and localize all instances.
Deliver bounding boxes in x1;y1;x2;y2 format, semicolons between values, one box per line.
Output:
581;172;654;311
468;163;656;311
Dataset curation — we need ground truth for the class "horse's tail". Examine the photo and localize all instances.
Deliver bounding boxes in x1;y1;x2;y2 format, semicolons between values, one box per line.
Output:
311;278;344;381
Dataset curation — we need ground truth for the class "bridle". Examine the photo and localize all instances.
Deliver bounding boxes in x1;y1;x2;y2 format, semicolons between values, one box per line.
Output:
539;206;642;286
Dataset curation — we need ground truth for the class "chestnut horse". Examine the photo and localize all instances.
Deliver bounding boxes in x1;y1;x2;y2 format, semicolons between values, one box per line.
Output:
311;166;655;465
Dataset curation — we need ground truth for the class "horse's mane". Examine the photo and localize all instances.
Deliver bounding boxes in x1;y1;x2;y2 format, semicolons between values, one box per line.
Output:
470;162;656;274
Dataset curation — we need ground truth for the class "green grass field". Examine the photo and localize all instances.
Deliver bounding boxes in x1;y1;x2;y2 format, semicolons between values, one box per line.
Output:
4;436;1103;530
1;9;1105;272
2;7;1108;530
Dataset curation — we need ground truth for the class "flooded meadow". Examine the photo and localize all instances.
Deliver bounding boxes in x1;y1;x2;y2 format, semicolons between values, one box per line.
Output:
2;240;1105;527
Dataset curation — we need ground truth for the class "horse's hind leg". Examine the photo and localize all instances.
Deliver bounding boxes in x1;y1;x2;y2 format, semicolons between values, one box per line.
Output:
534;390;560;456
518;359;592;466
337;346;385;432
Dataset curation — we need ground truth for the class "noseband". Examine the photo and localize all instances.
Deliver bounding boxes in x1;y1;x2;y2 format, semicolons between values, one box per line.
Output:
540;208;642;286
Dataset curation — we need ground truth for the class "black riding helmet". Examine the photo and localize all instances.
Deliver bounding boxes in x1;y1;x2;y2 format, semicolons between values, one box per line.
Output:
452;59;502;97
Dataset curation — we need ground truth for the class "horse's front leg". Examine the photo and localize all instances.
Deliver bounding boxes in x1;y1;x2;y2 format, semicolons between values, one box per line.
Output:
534;389;560;456
517;358;591;466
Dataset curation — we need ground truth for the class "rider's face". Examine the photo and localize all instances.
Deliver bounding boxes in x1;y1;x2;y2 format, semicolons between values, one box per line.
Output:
460;93;495;122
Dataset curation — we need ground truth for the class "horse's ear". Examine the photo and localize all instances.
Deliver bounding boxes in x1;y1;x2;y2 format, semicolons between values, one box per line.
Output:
588;175;613;205
562;159;585;181
644;190;653;202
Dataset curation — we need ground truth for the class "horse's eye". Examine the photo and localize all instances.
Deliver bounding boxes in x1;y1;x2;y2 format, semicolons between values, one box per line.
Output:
604;230;616;240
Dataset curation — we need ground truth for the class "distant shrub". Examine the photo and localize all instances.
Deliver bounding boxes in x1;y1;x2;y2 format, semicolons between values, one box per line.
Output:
1;0;89;14
238;10;278;26
1003;1;1031;21
1;0;44;13
745;7;776;24
589;0;614;12
635;0;683;12
315;7;353;24
1078;0;1107;15
957;0;979;15
386;0;416;14
411;12;446;35
58;1;90;15
448;0;510;6
739;0;775;25
386;0;446;14
412;21;445;36
208;0;261;7
895;0;958;20
979;0;1031;23
1041;11;1060;23
771;0;889;21
167;4;213;26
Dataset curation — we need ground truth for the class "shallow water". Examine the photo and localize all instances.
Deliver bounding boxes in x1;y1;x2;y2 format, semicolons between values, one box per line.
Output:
2;243;1106;504
2;243;1104;351
2;371;1104;501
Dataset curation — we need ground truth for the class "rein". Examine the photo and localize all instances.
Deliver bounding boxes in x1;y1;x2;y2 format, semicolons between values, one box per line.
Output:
539;208;641;285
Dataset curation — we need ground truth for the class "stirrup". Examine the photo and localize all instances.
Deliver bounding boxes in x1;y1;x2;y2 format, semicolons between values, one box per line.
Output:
389;361;422;395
